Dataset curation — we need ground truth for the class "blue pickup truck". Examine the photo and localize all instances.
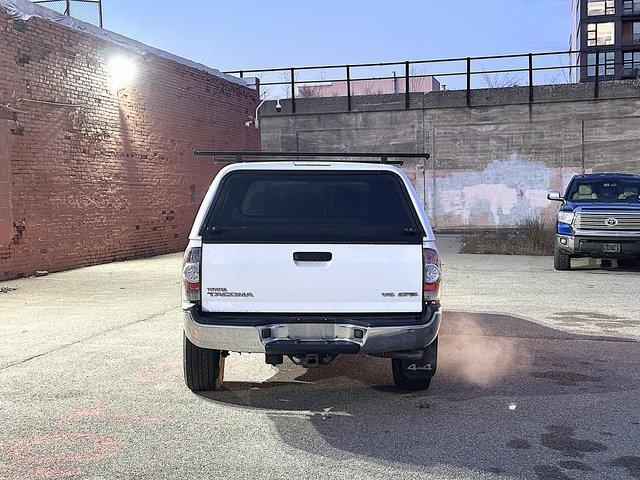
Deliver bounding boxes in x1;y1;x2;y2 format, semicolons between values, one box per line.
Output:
548;173;640;271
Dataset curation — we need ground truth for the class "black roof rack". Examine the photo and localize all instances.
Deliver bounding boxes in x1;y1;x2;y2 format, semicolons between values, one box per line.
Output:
192;150;431;166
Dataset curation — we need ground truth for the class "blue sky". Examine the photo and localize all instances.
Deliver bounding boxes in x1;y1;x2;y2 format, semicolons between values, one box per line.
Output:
104;0;572;72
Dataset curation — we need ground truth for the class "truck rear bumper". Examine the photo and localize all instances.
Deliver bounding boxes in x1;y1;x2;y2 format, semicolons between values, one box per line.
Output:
183;305;441;355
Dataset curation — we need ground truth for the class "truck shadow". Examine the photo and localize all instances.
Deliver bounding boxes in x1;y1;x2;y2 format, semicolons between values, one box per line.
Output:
199;312;640;479
570;258;640;273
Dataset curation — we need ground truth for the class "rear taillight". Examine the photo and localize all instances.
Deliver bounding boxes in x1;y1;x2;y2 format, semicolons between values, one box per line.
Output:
423;247;441;301
182;247;201;304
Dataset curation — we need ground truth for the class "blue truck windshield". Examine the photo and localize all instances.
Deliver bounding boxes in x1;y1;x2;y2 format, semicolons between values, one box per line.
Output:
566;179;640;203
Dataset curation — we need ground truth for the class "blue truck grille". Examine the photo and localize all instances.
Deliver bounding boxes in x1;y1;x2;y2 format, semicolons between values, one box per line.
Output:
576;212;640;231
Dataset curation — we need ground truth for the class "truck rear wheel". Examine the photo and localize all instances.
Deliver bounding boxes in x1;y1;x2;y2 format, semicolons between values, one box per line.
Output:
554;246;571;271
183;333;225;392
392;338;437;392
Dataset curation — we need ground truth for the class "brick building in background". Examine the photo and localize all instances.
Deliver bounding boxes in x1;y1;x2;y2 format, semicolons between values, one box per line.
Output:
0;1;260;280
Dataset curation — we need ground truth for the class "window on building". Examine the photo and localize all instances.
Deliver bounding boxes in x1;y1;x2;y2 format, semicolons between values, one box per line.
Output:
588;0;615;15
623;51;640;76
587;51;616;76
623;21;640;45
587;22;615;46
623;0;640;14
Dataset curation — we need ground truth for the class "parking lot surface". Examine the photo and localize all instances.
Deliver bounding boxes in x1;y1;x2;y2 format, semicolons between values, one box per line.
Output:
1;238;639;479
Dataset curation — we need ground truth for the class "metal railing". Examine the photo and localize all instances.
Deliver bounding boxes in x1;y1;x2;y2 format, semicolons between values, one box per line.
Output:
225;50;634;113
32;0;103;27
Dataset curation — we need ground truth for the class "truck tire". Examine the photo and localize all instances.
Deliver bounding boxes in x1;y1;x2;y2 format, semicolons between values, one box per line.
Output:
554;246;571;271
392;338;437;392
183;333;225;392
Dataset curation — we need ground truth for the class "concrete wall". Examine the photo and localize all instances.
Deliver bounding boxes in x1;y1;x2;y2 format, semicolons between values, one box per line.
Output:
0;8;260;280
260;81;640;230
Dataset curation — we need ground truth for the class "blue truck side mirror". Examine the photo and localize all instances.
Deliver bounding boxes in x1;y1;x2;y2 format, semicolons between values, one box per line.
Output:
547;191;563;202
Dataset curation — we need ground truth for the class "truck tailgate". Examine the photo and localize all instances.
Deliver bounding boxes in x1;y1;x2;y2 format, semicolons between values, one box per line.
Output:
201;243;423;313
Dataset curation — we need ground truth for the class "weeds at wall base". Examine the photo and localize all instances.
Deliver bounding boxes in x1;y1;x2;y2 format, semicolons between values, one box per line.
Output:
460;217;555;256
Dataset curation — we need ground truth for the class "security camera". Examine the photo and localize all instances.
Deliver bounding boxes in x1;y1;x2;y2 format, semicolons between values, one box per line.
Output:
275;99;282;113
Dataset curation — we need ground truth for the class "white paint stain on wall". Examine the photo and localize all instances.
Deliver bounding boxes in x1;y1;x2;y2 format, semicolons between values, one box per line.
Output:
426;155;580;227
455;183;520;225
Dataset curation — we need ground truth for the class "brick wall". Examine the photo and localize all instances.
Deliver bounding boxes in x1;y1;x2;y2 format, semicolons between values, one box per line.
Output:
0;9;260;280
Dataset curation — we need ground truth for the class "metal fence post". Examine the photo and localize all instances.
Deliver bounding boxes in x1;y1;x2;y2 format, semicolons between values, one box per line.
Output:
528;53;534;104
405;61;410;109
594;55;600;99
346;65;352;112
239;70;244;79
290;68;296;113
466;57;471;106
98;0;104;27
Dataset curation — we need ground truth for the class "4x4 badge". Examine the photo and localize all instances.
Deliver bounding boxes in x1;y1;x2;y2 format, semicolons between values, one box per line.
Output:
407;363;433;371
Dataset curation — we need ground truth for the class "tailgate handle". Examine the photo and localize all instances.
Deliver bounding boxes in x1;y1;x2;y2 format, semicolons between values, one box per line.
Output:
293;252;332;262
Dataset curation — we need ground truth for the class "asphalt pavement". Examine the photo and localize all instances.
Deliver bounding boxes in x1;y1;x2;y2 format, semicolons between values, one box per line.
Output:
1;239;639;479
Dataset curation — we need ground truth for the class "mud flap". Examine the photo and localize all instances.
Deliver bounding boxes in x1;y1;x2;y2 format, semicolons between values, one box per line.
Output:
397;338;438;379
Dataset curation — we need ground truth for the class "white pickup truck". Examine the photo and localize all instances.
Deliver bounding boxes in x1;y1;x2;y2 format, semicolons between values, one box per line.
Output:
182;153;441;392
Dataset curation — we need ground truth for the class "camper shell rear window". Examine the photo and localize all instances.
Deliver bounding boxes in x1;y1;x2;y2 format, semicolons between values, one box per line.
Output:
201;170;423;244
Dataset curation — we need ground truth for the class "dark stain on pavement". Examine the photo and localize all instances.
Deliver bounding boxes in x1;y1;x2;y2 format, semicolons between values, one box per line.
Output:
506;438;531;449
486;466;505;474
549;311;640;332
557;460;593;471
540;425;608;458
551;311;623;321
607;456;640;479
530;371;602;386
534;465;575;480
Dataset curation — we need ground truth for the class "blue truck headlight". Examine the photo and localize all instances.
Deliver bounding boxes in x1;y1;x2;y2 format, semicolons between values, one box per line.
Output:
557;211;575;225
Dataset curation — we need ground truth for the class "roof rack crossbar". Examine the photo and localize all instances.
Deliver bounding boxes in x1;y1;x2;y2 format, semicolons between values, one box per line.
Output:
193;150;431;166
